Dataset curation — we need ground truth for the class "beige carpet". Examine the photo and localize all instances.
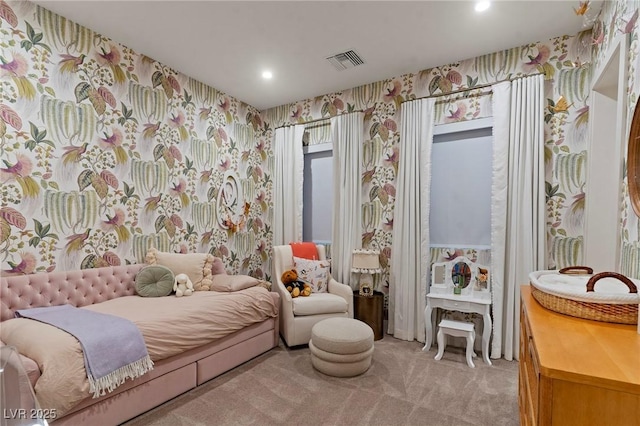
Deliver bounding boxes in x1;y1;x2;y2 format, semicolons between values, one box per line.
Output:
124;336;519;426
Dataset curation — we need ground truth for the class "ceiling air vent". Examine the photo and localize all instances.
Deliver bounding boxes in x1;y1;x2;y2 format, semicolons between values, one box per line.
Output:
326;49;365;71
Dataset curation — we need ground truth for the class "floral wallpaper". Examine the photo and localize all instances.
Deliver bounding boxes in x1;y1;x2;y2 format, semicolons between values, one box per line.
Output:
261;29;594;286
592;0;640;279
1;1;271;278
3;0;637;283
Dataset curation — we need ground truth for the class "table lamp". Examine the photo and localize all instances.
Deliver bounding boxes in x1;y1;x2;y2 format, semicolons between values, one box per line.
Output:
351;249;381;296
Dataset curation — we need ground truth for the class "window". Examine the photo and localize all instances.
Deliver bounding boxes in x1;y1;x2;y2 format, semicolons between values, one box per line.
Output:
430;118;493;249
302;142;333;245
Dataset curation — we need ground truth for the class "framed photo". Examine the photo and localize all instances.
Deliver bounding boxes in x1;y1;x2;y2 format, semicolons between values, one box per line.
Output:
359;274;373;296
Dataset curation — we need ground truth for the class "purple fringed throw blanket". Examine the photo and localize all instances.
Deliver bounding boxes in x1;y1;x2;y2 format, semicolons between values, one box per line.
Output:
16;304;153;398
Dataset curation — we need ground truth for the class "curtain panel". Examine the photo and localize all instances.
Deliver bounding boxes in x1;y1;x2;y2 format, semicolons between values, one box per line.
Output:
389;98;436;342
491;74;546;360
330;112;364;287
273;125;305;246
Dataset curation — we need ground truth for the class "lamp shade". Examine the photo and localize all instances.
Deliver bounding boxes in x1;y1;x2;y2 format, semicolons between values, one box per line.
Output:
351;249;381;273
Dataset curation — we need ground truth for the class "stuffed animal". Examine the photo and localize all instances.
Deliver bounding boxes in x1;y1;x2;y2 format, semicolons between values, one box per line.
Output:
281;269;311;298
174;273;194;297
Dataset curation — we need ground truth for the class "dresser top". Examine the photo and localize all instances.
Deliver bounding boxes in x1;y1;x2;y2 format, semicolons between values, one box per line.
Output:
521;285;640;394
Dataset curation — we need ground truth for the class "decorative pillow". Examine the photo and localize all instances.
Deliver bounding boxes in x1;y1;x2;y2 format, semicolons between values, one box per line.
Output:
293;256;330;293
135;265;175;297
211;256;227;275
210;274;259;292
146;248;214;291
289;242;319;260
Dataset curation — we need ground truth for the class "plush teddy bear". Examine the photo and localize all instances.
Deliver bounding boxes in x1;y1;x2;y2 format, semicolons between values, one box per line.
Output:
174;273;194;297
281;269;311;298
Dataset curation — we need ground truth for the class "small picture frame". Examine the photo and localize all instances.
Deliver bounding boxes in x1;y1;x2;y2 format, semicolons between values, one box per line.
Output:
359;275;373;296
359;283;372;296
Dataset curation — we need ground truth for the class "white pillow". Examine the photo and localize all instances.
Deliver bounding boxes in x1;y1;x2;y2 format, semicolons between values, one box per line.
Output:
146;248;214;291
293;256;330;293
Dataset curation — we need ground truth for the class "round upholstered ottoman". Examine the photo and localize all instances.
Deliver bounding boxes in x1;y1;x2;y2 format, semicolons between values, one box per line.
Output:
309;317;374;377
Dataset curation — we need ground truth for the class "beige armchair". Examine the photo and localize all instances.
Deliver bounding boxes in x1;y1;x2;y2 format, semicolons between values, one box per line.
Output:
272;244;353;347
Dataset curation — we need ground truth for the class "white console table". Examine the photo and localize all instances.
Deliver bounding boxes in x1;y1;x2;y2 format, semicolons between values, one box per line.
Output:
422;292;492;366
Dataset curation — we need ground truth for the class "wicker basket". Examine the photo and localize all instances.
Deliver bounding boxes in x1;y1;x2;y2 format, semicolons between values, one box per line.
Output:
530;270;639;325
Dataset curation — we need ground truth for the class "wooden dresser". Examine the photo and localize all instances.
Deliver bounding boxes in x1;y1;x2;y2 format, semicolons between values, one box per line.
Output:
519;285;640;426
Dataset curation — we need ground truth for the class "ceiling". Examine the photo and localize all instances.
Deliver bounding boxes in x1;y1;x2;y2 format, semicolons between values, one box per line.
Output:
33;1;602;111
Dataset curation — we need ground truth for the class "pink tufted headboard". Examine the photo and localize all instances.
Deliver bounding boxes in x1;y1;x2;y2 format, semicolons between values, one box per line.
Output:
1;264;145;321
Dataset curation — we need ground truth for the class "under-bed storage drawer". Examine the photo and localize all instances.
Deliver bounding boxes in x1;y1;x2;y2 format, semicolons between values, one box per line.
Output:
55;363;196;425
196;331;275;384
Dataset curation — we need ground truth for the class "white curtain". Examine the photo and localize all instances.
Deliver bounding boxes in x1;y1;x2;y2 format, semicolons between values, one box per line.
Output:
273;125;305;246
330;112;364;287
491;74;546;360
388;98;436;342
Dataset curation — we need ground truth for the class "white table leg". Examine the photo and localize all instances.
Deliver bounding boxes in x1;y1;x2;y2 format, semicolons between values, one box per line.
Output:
434;329;445;361
482;308;493;366
422;304;434;352
465;332;476;368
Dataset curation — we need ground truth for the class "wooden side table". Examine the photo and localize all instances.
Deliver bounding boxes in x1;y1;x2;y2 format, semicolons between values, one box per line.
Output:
353;291;384;340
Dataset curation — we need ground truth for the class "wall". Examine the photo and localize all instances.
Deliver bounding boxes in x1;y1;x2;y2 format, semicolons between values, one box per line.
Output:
4;2;633;281
0;1;271;277
261;29;593;285
592;0;640;278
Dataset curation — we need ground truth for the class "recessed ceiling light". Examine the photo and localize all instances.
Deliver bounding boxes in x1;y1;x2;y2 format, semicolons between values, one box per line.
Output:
475;1;490;12
262;70;273;80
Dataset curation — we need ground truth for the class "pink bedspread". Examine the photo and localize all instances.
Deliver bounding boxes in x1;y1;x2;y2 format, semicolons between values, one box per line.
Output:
0;287;278;416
